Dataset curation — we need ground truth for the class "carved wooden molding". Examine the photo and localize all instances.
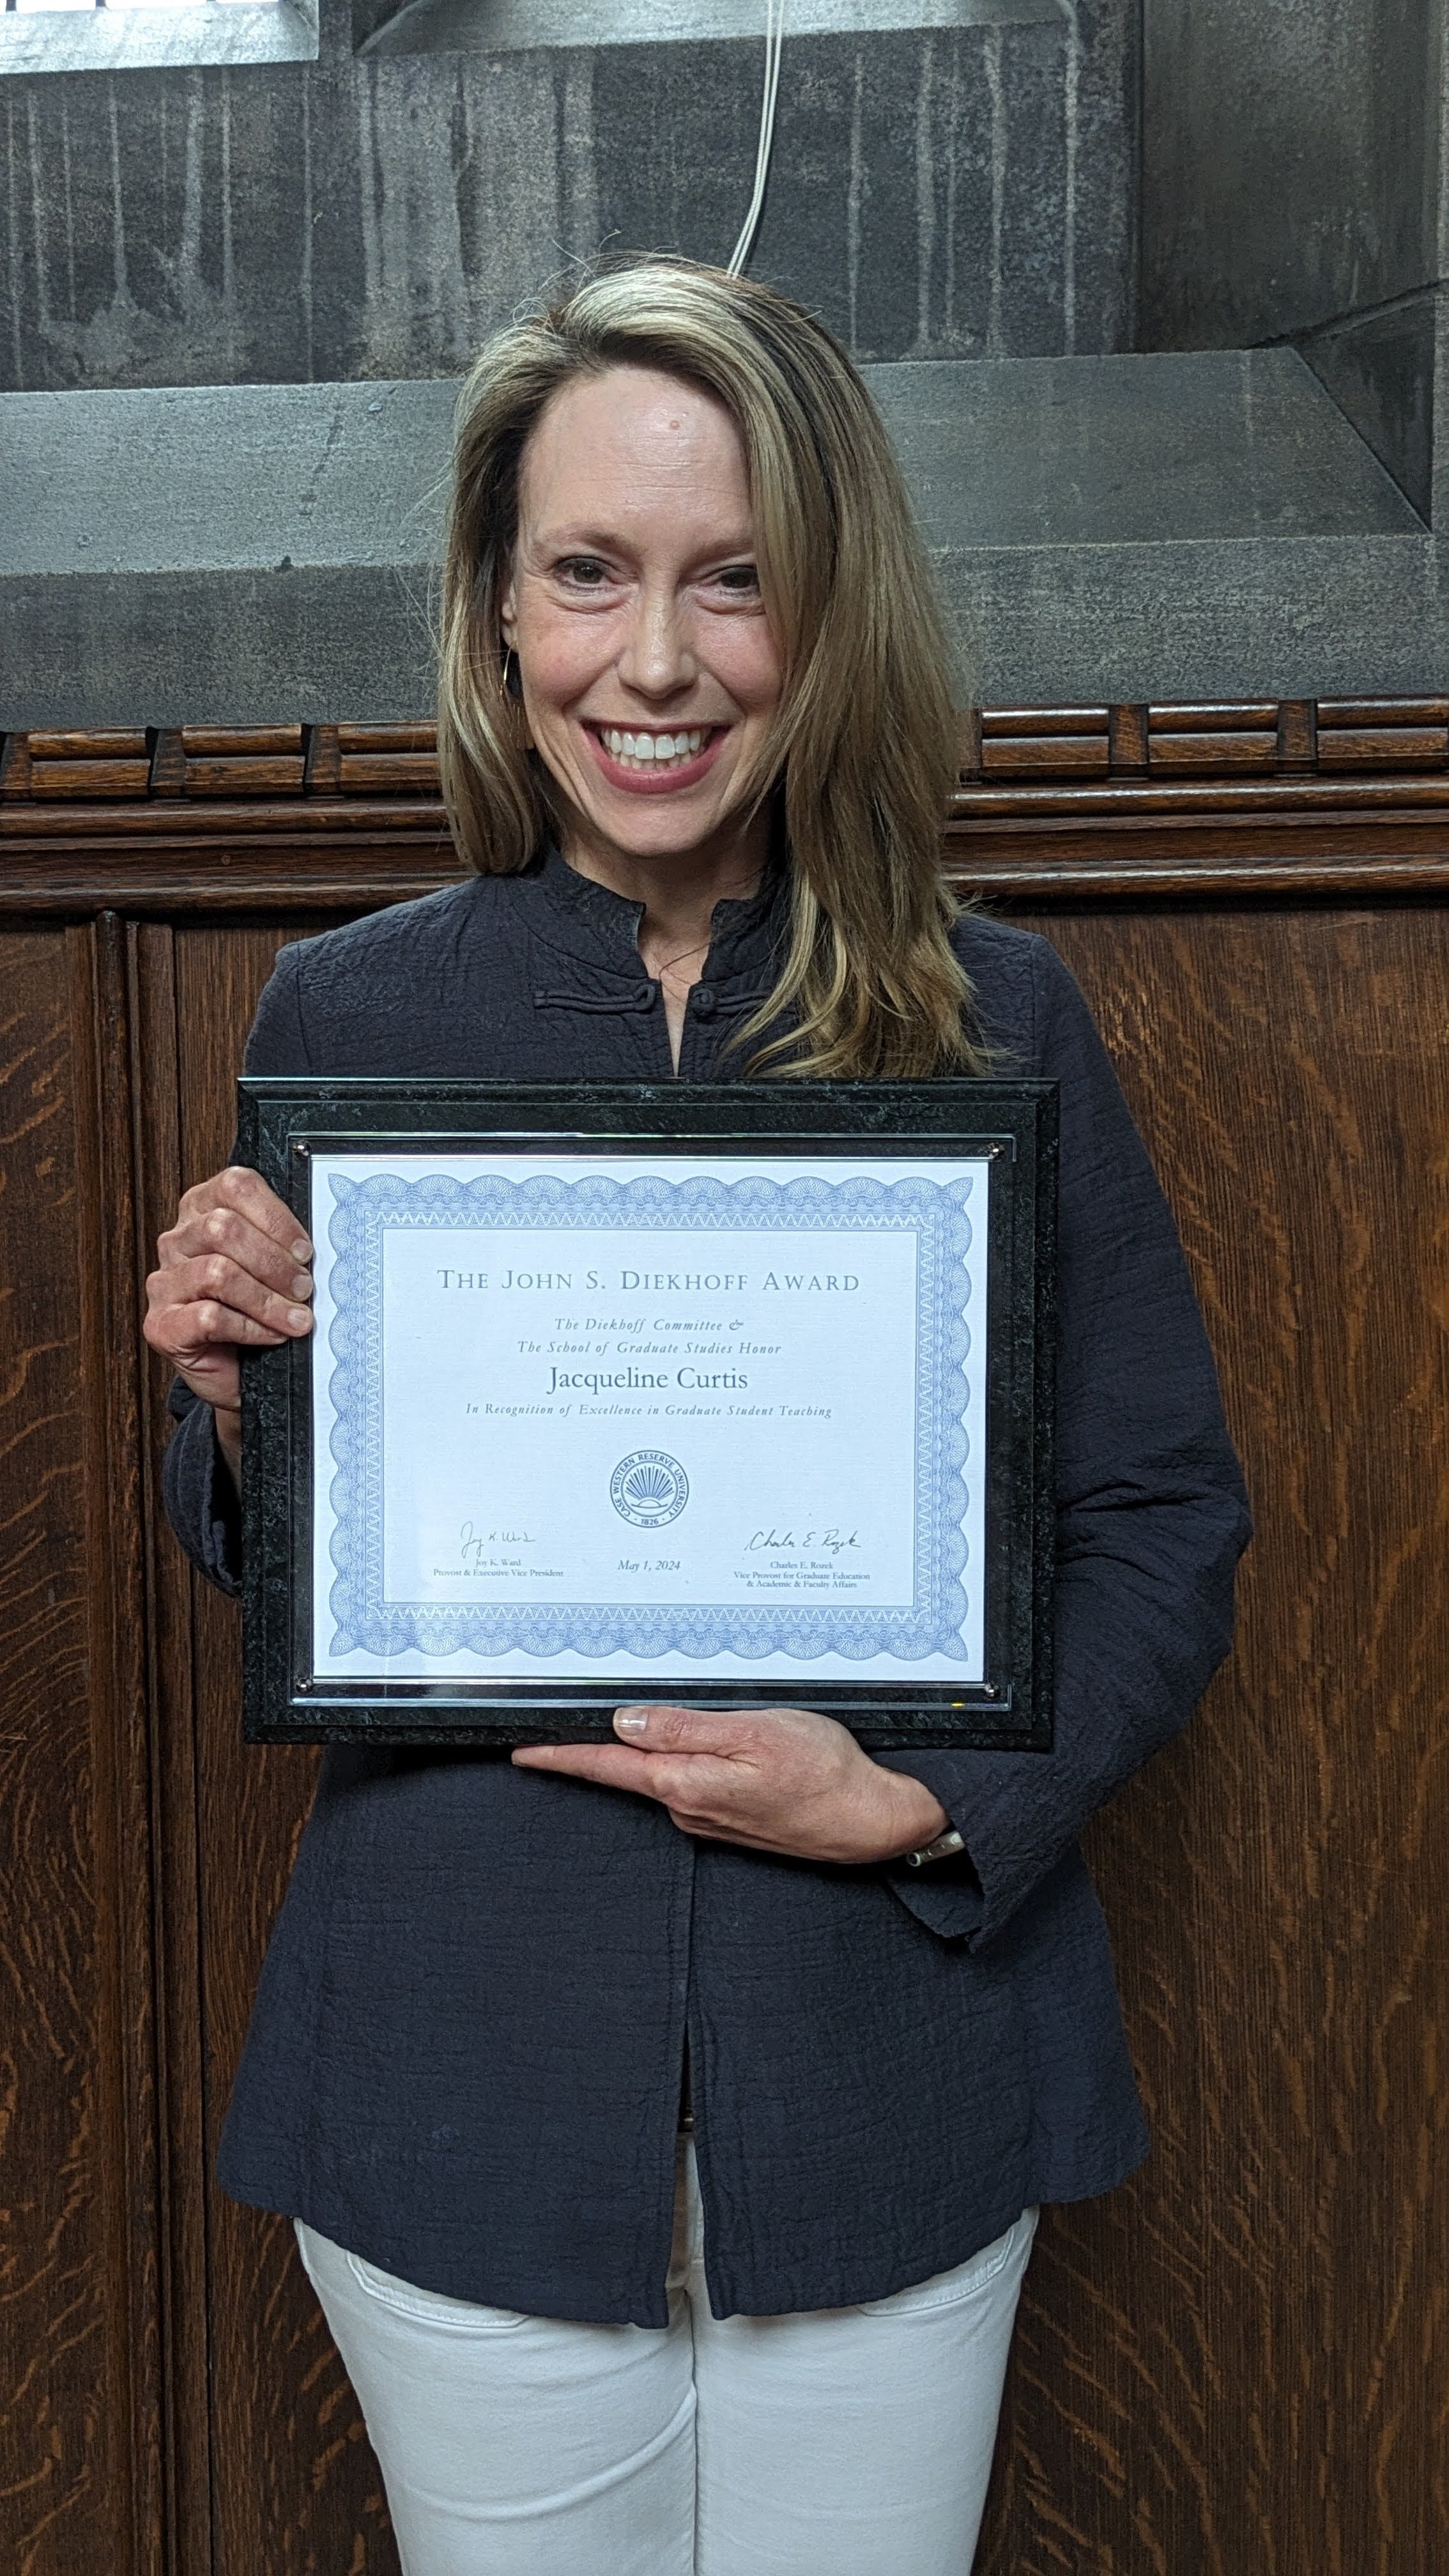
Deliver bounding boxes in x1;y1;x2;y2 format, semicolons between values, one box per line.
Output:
3;701;1448;910
0;723;438;808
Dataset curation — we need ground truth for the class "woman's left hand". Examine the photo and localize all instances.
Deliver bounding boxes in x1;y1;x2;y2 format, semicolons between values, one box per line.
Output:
511;1705;950;1865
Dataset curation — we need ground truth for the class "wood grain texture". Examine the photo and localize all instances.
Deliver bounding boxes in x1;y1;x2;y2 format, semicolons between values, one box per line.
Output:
4;809;1449;914
173;924;401;2576
982;735;1111;777
303;726;342;799
30;762;151;802
1147;728;1277;771
976;904;1449;2575
26;732;150;760
145;734;187;802
1319;698;1449;726
1317;727;1449;769
70;914;166;2576
180;730;304;759
1147;703;1279;731
335;724;436;755
127;922;215;2576
0;935;141;2575
182;759;307;801
985;707;1110;737
337;753;447;794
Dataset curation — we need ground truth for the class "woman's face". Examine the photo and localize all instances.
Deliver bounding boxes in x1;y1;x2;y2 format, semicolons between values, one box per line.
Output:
500;365;784;882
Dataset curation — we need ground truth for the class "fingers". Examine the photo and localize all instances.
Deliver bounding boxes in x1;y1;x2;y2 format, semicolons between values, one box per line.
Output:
510;1708;803;1840
613;1703;764;1756
142;1295;290;1365
141;1290;289;1417
147;1251;313;1353
171;1165;311;1266
511;1743;637;1784
511;1704;892;1862
509;1740;730;1809
158;1172;312;1303
144;1165;314;1414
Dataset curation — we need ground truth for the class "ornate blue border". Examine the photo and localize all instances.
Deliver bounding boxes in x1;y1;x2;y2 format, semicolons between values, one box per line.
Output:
325;1170;977;1664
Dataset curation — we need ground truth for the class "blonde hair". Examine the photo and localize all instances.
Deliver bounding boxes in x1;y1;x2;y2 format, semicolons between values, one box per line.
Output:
437;258;984;1078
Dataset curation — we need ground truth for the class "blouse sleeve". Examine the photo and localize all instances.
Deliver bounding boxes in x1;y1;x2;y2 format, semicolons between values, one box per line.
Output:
877;935;1252;1944
160;944;312;1595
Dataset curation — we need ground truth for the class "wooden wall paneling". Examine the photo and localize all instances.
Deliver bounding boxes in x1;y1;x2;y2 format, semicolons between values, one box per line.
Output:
70;914;166;2576
179;731;304;759
1275;700;1317;770
0;834;457;921
976;902;1449;2576
0;926;148;2576
31;765;152;804
171;921;400;2576
25;733;151;759
128;919;214;2576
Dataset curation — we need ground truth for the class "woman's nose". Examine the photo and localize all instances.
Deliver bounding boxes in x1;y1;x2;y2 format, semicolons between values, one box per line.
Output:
617;588;696;698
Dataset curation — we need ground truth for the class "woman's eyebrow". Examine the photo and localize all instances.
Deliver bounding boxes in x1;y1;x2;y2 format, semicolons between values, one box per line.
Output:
531;524;757;562
532;526;627;555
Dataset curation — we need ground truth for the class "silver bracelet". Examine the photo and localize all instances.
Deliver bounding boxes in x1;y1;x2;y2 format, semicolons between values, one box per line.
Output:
903;1827;967;1869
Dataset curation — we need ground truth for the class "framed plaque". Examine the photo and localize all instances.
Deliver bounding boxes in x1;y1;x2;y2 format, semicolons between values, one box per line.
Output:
240;1080;1055;1751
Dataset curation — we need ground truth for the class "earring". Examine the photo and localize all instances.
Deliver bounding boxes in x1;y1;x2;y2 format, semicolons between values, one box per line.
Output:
496;645;533;750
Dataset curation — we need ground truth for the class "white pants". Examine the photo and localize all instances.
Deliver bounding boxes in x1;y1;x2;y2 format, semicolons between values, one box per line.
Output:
295;2141;1036;2576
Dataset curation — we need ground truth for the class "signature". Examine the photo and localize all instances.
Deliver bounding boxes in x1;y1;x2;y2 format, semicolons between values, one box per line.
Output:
745;1526;860;1556
460;1519;534;1568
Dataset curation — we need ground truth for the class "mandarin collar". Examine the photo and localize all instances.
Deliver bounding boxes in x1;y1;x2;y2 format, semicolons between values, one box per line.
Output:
504;843;786;991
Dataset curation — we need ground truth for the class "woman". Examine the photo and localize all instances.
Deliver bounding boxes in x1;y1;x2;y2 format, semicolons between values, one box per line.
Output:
146;261;1251;2575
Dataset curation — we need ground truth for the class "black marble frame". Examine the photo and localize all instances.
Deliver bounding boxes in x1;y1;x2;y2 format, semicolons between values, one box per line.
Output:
239;1078;1056;1750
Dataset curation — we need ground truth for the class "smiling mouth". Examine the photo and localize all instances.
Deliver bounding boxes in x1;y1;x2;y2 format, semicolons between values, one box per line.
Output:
591;723;719;774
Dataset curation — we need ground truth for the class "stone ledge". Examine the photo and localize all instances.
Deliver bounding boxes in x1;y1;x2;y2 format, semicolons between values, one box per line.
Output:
1;358;1440;723
0;0;316;78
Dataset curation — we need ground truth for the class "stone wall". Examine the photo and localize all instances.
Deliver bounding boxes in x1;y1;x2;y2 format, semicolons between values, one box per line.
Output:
1140;0;1443;518
4;0;1446;709
0;0;1136;391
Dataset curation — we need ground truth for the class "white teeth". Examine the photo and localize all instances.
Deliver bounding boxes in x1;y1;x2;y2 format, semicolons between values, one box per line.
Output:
601;726;708;768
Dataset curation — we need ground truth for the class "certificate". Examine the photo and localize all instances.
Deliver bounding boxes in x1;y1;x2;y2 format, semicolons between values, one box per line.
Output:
240;1082;1055;1750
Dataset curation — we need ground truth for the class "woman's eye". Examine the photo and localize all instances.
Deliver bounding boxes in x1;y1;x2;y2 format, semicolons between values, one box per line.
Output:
558;557;611;588
712;564;762;597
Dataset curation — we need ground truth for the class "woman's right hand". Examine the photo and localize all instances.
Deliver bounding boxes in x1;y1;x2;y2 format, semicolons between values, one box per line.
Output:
144;1167;314;1480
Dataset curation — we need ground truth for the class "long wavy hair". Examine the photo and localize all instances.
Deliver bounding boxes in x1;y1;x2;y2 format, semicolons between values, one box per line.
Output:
437;259;984;1078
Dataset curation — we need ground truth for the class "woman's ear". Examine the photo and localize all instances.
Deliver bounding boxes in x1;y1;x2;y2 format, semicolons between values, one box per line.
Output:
499;569;518;650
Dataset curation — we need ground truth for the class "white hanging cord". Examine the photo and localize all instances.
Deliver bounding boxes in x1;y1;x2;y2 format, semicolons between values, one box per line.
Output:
726;0;786;277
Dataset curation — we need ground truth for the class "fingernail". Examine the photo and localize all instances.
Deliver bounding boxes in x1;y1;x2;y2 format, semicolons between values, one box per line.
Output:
615;1710;648;1733
288;1307;311;1330
291;1241;311;1263
291;1273;313;1299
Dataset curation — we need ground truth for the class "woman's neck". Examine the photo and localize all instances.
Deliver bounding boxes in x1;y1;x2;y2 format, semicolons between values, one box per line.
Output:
559;816;768;1068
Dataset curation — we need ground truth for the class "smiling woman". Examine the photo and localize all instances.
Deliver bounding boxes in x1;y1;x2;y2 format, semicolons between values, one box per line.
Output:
497;364;785;985
439;261;983;1077
146;256;1251;2576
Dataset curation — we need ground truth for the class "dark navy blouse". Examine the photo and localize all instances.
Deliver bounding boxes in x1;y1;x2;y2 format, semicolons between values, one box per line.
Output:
163;850;1250;2326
